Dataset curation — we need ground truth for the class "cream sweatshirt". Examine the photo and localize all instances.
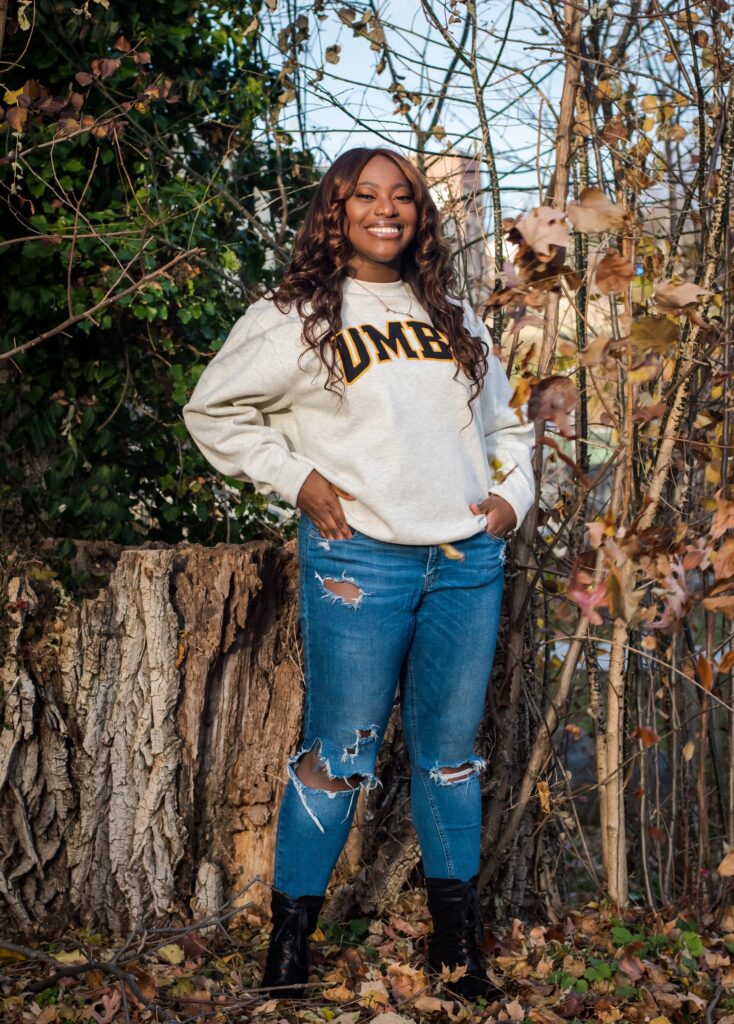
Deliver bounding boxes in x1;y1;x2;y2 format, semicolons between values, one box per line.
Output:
182;277;536;545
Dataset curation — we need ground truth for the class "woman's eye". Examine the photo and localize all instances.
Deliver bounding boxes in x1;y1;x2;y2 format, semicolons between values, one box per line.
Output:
356;192;375;200
396;194;414;202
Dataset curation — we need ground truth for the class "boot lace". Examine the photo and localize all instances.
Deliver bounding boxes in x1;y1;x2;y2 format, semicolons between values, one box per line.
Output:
431;880;484;964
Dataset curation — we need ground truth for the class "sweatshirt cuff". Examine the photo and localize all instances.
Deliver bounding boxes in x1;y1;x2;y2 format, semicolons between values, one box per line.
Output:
488;471;536;531
268;457;314;508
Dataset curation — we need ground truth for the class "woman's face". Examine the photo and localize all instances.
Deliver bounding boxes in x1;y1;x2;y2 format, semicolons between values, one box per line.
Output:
343;155;419;282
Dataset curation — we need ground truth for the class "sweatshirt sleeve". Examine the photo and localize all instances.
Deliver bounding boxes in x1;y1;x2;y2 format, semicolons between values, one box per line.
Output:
182;302;314;507
463;303;537;528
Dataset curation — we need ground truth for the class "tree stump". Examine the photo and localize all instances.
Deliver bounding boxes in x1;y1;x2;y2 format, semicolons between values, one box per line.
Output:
0;540;377;936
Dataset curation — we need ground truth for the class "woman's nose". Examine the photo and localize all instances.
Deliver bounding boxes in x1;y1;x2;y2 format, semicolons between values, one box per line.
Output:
374;194;397;216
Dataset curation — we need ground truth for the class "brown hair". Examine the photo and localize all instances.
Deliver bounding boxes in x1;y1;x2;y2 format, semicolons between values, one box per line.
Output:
270;146;488;400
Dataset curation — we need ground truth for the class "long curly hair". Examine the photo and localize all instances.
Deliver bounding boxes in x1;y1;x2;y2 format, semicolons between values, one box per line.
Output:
270;147;488;401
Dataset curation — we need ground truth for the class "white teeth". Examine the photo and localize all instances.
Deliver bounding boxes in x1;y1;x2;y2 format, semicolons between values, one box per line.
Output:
367;226;400;237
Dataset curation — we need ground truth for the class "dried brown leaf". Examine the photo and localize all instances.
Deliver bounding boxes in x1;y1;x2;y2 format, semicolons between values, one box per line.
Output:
628;316;679;353
527;375;578;437
506;997;526;1021
388;962;427;1001
595;248;636;295
6;105;28;131
654;279;712;312
618;955;645;980
324;983;354;1002
358;978;390;1008
99;58;121;79
537;779;551;813
514;206;571;257
579;334;613;367
712;490;734;539
567;187;627;233
631;726;660;747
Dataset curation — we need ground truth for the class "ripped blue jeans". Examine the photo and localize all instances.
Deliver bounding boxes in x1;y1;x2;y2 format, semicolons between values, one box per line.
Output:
272;513;506;898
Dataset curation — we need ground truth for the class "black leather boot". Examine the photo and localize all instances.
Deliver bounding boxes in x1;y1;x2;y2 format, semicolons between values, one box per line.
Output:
260;888;324;1000
425;876;504;1002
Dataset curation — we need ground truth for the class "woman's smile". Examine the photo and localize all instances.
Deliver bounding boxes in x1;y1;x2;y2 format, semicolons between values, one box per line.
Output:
364;222;403;238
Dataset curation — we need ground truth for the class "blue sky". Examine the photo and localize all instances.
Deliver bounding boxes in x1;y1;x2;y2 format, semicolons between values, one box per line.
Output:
257;1;566;216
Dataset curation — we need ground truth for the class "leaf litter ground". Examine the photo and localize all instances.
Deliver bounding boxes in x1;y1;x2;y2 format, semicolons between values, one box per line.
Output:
2;889;734;1023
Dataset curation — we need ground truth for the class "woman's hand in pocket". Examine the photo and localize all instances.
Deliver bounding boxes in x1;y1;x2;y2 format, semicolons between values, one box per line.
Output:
297;470;355;539
469;494;517;538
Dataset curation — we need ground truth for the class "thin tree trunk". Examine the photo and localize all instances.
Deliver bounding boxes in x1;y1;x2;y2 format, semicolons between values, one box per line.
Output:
599;612;629;907
480;0;583;903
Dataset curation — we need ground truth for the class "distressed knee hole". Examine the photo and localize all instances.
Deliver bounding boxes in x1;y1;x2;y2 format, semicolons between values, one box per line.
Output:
295;746;363;792
287;746;367;833
315;571;367;608
430;761;483;785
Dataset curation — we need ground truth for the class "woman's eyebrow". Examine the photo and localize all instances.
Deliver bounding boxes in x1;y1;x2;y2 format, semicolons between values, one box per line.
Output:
356;180;413;191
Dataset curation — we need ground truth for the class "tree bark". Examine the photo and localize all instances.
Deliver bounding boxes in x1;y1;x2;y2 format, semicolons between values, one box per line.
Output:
0;540;370;935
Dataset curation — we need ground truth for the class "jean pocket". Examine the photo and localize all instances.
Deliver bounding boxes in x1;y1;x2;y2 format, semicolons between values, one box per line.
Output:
317;529;360;542
484;529;507;544
301;515;360;542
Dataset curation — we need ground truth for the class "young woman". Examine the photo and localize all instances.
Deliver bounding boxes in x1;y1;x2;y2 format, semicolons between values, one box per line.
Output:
182;147;536;1002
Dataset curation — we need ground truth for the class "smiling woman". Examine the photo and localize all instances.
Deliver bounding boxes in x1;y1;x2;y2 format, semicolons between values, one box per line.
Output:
343;154;419;280
182;146;536;1003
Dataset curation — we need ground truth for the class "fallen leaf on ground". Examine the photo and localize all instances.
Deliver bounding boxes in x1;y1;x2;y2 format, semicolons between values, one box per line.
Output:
90;988;121;1024
528;1007;566;1024
441;963;468;982
157;942;185;965
51;949;87;965
596;1005;623;1023
323;983;354;1002
370;1013;416;1024
388;962;428;1000
618;954;644;980
413;994;451;1012
252;998;279;1014
0;948;26;962
34;1009;59;1024
358;978;390;1008
505;997;526;1021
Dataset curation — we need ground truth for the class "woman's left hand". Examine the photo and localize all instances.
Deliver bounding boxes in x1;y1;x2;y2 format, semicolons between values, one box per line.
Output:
469;495;517;538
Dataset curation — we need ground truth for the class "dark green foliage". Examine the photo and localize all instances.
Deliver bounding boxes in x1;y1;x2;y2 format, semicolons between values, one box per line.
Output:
1;0;315;547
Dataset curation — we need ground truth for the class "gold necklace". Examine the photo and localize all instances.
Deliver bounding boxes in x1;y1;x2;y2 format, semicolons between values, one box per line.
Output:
347;277;417;318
